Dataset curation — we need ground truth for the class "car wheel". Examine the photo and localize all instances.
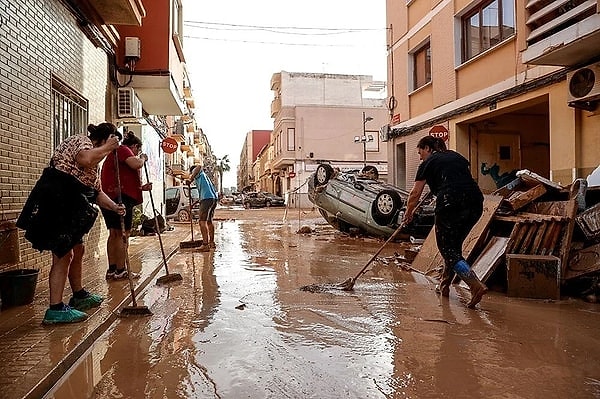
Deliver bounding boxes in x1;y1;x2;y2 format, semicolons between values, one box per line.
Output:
314;164;334;186
244;202;250;209
177;209;191;222
265;200;271;207
372;190;403;226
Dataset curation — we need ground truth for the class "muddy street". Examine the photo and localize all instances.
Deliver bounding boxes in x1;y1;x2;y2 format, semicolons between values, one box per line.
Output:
46;207;600;399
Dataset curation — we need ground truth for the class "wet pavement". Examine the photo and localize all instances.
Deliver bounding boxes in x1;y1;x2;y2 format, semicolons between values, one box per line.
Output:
2;207;600;398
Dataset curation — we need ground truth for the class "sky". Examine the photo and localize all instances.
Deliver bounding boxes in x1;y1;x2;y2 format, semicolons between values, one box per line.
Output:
181;1;388;188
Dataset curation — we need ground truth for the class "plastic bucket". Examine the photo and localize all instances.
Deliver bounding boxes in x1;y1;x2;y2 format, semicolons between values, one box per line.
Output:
0;269;39;308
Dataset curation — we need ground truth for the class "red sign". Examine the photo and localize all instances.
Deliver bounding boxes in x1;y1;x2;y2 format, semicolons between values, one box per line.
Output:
161;137;178;154
429;125;449;141
391;114;401;125
289;172;296;178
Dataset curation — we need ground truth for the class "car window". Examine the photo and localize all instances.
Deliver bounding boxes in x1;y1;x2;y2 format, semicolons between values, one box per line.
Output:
165;188;179;200
183;187;200;200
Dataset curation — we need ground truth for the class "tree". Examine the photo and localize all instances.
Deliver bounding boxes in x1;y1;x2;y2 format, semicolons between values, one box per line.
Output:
215;155;231;195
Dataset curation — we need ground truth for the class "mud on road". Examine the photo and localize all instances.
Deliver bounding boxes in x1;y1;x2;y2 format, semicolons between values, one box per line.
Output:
49;207;600;399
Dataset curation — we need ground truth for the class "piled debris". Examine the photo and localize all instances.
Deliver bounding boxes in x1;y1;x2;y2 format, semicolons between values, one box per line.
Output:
409;170;600;302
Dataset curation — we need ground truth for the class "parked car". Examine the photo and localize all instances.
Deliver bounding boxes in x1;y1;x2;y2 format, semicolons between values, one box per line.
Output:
165;185;200;222
260;191;286;207
308;164;435;239
243;191;285;208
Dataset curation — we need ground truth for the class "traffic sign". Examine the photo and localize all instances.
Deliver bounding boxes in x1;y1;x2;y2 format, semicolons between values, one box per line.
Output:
429;125;449;141
161;137;178;154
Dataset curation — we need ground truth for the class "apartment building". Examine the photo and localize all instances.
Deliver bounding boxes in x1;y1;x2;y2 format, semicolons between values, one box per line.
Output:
238;130;271;191
270;71;389;207
0;0;199;276
385;0;600;193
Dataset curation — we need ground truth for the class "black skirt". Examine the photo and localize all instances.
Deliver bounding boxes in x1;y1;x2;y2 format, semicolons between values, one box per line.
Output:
16;167;99;258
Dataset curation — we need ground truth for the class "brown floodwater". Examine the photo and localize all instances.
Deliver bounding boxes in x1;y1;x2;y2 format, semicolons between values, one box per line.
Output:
45;208;600;399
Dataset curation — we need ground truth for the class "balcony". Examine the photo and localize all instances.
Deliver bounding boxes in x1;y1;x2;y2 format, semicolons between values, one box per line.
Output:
168;162;186;176
122;73;186;116
88;0;146;26
522;0;600;66
270;97;281;118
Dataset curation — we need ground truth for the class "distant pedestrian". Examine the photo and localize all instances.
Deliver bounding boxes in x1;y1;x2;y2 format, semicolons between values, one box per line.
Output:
17;123;125;324
100;130;152;280
188;163;218;251
402;136;487;308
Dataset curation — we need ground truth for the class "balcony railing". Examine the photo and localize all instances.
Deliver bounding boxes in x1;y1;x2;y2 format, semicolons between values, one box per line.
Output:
523;0;600;66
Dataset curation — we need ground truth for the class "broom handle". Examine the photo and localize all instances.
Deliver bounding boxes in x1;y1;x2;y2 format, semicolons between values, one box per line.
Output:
143;163;170;274
113;150;137;306
187;182;195;241
351;196;430;283
350;222;406;282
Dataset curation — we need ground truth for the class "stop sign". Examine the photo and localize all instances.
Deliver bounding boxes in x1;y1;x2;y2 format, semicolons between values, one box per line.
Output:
161;137;178;154
429;125;449;141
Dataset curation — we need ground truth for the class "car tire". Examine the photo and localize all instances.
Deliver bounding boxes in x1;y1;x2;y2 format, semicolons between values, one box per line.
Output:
177;209;191;222
314;164;334;186
244;202;250;209
372;190;403;226
266;200;271;207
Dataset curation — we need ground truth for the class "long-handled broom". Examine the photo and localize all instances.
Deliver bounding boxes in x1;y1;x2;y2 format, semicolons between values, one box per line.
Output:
300;221;407;293
179;183;202;249
143;163;183;285
113;150;152;316
300;197;430;293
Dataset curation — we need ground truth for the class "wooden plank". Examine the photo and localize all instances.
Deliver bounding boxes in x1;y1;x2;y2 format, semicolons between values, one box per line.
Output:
506;184;547;211
539;221;559;256
506;222;522;253
494;213;567;223
518;222;539;253
546;222;564;256
411;195;503;276
557;199;578;280
509;222;529;254
460;236;509;287
565;242;600;280
530;221;548;254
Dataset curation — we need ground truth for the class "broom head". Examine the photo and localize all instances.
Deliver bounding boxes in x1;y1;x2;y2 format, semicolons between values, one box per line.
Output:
119;305;152;317
156;273;183;285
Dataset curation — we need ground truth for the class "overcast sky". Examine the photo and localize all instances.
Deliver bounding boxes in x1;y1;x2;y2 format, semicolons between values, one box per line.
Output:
181;1;387;188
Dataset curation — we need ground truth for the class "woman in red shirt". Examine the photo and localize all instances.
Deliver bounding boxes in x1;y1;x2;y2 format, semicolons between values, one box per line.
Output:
100;130;152;279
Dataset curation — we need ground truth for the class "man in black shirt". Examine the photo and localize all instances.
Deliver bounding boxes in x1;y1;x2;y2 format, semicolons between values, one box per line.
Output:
402;136;487;308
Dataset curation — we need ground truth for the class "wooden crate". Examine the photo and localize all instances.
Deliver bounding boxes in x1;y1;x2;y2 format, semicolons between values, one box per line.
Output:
506;254;560;300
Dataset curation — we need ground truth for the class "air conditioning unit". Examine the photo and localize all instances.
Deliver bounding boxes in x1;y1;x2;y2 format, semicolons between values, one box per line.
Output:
117;87;143;118
567;64;600;110
379;124;391;142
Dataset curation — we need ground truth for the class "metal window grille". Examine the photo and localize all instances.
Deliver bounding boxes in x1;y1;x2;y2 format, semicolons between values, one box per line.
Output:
51;78;89;149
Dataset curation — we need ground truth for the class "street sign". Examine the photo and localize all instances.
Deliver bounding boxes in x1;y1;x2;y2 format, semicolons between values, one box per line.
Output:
161;137;178;154
289;172;296;178
429;125;449;141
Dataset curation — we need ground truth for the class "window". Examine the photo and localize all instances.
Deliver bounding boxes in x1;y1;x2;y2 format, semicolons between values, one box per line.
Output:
51;77;88;149
287;128;295;151
413;42;431;90
462;0;515;62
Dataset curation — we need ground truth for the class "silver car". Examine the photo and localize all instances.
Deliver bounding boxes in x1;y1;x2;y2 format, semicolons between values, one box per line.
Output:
308;164;435;239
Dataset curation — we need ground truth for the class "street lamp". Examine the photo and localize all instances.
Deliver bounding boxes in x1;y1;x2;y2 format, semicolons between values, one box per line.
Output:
354;112;373;167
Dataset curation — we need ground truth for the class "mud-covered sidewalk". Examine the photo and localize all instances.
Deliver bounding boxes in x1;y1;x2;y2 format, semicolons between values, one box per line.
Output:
41;207;600;399
0;221;190;399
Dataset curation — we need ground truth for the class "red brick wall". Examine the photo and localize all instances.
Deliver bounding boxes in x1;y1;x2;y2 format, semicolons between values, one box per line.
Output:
0;1;111;284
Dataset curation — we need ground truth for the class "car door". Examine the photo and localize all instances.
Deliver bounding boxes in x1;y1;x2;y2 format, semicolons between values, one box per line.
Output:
165;188;180;218
334;175;372;224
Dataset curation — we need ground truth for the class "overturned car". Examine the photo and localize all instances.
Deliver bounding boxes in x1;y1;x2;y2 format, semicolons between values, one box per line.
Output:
308;164;435;239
